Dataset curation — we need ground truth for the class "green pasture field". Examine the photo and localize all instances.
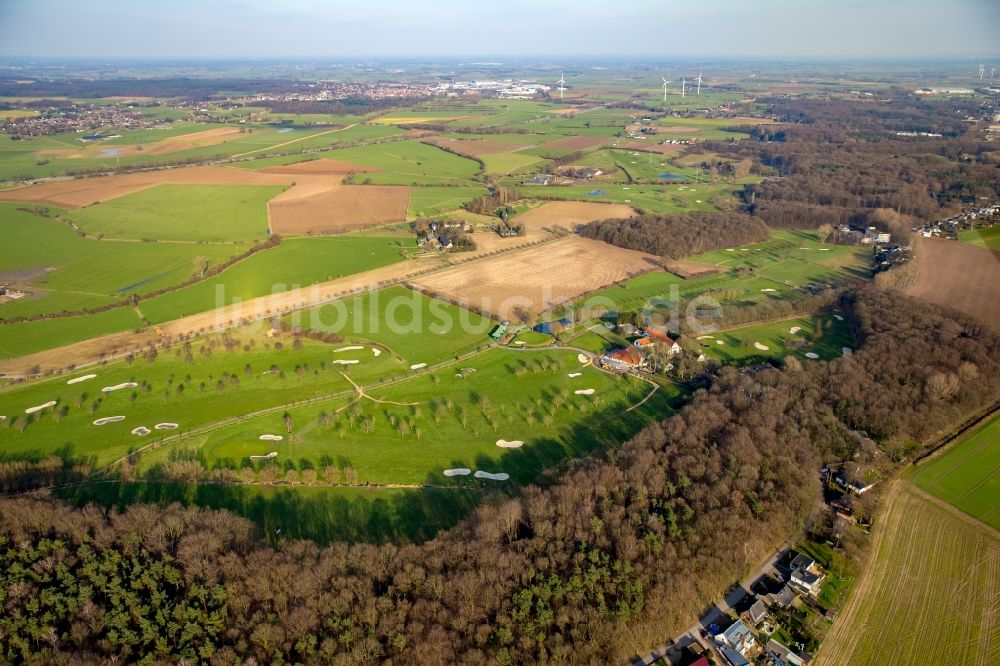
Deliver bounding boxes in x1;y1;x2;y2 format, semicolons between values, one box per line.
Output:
0;328;403;466
139;236;412;323
481;150;545;175
575;231;869;315
0;125;323;181
0;307;143;360
68;184;283;242
240;140;482;185
54;482;488;545
908;413;1000;529
407;185;491;217
524;181;740;215
0;203;237;317
958;225;1000;251
138;347;672;486
572;148;705;182
286;285;493;365
697;314;853;364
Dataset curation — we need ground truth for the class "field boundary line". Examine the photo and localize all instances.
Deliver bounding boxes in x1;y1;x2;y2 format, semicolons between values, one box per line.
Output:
231;124;357;158
905;482;1000;541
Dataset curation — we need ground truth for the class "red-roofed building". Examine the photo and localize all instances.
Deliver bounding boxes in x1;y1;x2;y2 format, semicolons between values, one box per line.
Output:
603;346;647;371
634;327;682;355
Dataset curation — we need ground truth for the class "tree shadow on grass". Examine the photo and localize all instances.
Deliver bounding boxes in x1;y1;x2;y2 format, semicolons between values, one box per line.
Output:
53;481;488;546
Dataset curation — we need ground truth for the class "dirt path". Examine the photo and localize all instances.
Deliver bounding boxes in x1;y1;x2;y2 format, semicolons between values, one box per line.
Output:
231;124;358;158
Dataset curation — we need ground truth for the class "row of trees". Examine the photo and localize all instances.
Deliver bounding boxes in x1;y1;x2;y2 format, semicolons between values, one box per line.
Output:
1;287;997;663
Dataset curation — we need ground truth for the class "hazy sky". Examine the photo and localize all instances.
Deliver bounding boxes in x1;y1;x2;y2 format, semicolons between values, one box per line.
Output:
1;0;998;60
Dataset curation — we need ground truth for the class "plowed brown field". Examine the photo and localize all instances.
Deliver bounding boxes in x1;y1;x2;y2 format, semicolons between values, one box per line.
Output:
268;185;409;235
513;201;636;232
538;135;608;151
904;236;1000;330
411;236;657;319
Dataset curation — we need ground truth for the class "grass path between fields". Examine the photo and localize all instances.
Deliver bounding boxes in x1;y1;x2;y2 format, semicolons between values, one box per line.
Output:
231;124;358;158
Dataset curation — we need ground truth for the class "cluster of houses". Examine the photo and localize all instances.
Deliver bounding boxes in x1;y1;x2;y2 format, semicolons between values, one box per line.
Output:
414;219;472;252
829;225;913;273
707;551;825;666
915;202;999;239
601;325;683;373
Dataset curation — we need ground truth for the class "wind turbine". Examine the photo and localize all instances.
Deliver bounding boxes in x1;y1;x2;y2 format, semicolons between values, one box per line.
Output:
661;76;670;102
557;72;566;99
681;77;686;98
695;72;703;95
979;64;986;79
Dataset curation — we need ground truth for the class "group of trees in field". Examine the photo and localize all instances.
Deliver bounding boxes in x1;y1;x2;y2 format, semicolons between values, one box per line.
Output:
1;287;997;663
581;211;770;258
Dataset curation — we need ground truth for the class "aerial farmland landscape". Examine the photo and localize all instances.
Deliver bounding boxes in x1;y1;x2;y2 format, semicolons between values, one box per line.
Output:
0;1;998;663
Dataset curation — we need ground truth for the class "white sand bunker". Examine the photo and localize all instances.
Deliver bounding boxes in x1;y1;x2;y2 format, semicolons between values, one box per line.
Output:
761;288;776;292
371;348;382;357
331;359;359;365
131;426;150;436
335;346;364;352
789;326;802;334
514;341;527;345
475;471;510;481
102;382;138;393
67;374;96;385
443;468;471;477
697;335;714;340
818;248;830;251
716;339;725;345
577;353;589;364
25;400;57;414
754;342;770;351
250;452;277;462
496;439;524;448
575;388;596;396
259;434;284;441
833;314;844;321
93;416;125;426
410;363;427;370
568;372;582;378
804;352;820;359
842;347;853;357
462;368;477;373
155;423;178;430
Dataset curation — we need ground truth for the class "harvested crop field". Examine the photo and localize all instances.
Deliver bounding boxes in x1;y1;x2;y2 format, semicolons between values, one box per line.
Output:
0;166;291;208
513;201;636;232
411;236;657;319
818;481;999;666
268;185;409;235
904;236;1000;330
0;159;376;210
428;138;532;156
620;141;686;154
538;135;608;151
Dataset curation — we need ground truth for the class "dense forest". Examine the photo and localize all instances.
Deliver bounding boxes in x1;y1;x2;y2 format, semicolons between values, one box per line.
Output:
2;289;997;663
721;93;1000;227
580;212;770;258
